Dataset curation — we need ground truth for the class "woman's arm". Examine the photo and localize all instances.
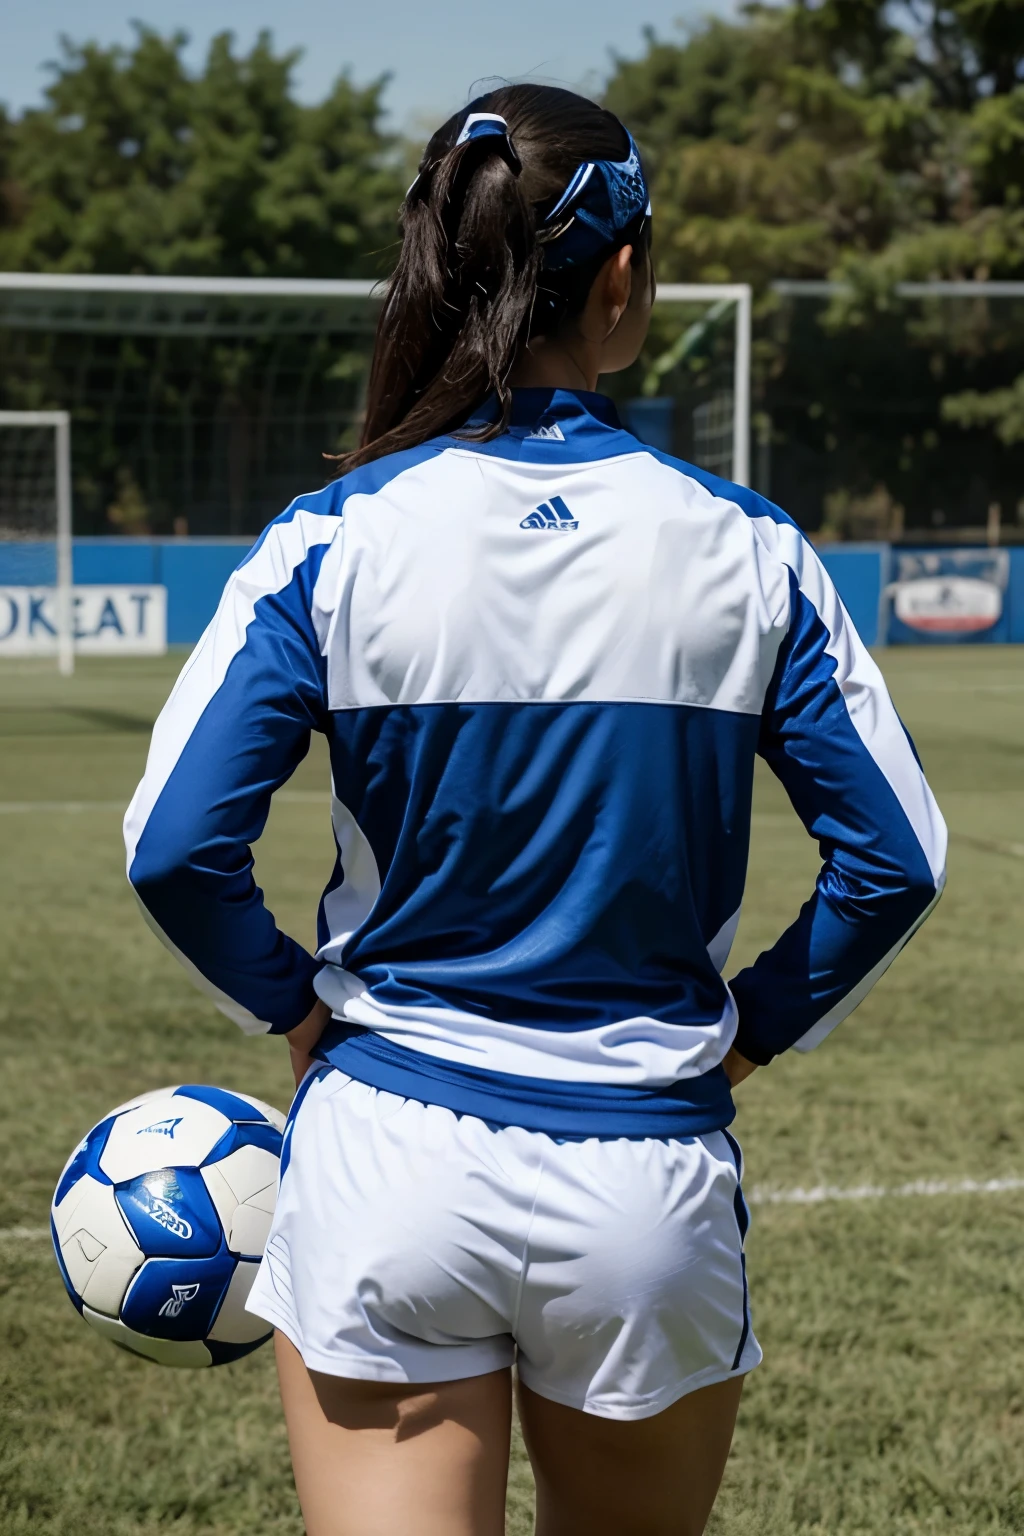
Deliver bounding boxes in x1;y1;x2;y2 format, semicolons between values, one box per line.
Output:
728;528;947;1067
287;998;332;1088
123;503;341;1039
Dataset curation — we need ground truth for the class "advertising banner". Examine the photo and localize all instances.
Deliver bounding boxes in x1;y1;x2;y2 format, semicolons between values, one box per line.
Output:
0;584;167;656
887;550;1010;644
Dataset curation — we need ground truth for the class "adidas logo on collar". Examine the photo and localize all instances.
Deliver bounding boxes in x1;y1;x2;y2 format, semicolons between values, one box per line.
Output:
520;496;578;531
526;422;565;440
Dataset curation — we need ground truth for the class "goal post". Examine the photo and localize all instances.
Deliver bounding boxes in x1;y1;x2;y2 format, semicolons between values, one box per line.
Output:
654;284;752;487
0;410;74;675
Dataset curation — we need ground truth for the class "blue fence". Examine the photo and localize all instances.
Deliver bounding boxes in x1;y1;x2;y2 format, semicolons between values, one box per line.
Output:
817;545;888;644
2;536;1022;647
815;544;1024;644
71;538;249;645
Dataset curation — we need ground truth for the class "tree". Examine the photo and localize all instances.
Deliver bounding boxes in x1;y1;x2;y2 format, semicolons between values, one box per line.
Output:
0;30;405;536
606;0;1024;291
0;26;403;277
604;2;1024;532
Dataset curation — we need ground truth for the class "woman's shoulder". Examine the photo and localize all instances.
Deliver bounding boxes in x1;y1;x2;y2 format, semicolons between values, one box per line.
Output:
326;438;457;504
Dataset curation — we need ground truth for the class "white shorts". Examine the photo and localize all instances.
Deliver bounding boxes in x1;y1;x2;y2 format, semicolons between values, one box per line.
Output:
247;1068;761;1421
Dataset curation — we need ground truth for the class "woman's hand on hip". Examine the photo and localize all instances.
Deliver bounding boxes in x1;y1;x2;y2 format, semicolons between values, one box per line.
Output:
722;1046;757;1088
286;998;331;1090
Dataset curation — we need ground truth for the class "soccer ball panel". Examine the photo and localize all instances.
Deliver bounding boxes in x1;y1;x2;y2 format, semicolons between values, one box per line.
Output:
53;1117;115;1206
82;1305;213;1368
51;1215;82;1312
53;1176;144;1317
227;1202;275;1259
208;1260;272;1346
99;1098;233;1182
233;1092;286;1134
213;1144;279;1207
202;1144;278;1255
121;1253;236;1341
52;1169;104;1244
198;1162;237;1238
203;1120;283;1166
115;1168;222;1259
173;1084;284;1131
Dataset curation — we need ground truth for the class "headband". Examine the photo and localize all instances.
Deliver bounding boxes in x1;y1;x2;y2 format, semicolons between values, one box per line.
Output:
406;109;521;202
455;111;522;173
537;130;651;271
406;106;651;272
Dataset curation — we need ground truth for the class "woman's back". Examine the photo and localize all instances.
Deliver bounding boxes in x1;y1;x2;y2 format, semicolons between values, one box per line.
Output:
125;384;942;1139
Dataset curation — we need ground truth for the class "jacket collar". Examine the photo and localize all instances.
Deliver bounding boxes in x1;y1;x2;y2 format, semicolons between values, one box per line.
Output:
466;388;622;436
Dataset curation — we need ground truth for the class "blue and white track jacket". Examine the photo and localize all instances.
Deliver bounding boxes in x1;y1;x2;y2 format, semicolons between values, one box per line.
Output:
125;389;946;1139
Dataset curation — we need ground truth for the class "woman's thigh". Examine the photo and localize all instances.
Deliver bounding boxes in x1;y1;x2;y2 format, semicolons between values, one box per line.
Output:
517;1374;744;1536
275;1334;513;1536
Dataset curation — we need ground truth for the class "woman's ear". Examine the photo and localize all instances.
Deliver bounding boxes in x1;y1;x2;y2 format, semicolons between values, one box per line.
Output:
604;247;634;327
592;243;653;376
580;247;634;344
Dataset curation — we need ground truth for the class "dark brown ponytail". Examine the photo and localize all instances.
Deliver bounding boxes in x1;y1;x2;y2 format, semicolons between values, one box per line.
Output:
333;85;647;473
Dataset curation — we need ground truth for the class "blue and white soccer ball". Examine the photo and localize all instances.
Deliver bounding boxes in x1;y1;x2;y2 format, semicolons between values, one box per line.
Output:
51;1084;285;1368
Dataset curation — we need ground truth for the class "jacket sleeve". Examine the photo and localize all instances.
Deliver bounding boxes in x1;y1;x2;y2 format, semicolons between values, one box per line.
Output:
729;520;946;1064
123;505;340;1036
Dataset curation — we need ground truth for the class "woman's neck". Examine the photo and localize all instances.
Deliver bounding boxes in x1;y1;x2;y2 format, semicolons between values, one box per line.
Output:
508;332;600;394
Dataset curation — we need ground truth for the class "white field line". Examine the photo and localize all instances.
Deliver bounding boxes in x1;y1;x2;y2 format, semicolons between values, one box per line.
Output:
748;1175;1024;1206
3;1175;1022;1248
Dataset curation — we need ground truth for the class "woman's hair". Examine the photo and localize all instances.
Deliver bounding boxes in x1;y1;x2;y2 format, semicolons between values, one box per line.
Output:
333;85;650;473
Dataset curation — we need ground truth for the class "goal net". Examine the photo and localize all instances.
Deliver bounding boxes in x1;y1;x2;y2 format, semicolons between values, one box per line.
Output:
609;284;752;486
0;277;752;558
0;411;73;673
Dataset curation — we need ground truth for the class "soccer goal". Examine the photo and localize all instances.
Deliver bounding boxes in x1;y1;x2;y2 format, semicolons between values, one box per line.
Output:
647;284;752;487
0;410;74;674
0;275;753;550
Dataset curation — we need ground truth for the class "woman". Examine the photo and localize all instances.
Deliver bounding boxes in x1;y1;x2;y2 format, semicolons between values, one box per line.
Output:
125;85;946;1536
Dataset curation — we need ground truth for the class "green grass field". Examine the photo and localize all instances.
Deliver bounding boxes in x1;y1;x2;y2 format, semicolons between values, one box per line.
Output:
1;645;1022;1534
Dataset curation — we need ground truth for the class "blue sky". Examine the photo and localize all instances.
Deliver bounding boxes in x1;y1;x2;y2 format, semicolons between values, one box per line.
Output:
1;0;731;130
